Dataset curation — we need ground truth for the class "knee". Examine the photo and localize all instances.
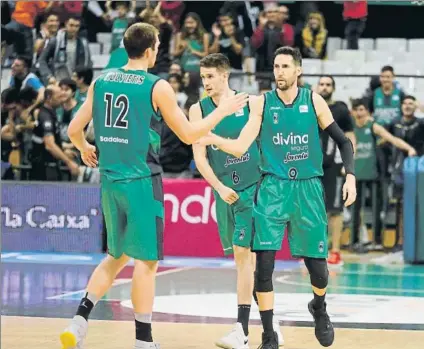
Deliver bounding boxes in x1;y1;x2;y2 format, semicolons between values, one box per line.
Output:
255;251;276;292
304;258;328;289
133;260;159;275
233;246;253;268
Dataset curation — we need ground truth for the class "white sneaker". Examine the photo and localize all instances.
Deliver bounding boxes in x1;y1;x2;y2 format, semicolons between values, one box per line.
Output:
60;315;88;349
273;318;285;346
134;340;160;349
215;322;249;349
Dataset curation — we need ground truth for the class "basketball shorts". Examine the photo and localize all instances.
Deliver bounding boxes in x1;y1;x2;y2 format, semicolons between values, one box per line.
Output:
214;183;257;255
322;165;344;214
101;174;164;261
252;175;328;258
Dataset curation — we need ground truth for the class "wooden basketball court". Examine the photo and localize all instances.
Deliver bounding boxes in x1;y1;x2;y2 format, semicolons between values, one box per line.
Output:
2;252;424;349
3;316;424;349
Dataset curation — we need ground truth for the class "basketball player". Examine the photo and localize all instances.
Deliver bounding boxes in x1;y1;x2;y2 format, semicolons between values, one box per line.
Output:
351;98;416;248
60;23;248;349
197;47;356;348
190;53;283;349
317;75;356;266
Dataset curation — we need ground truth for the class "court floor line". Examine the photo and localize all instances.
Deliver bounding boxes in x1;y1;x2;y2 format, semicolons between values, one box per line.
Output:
276;275;424;294
46;267;194;300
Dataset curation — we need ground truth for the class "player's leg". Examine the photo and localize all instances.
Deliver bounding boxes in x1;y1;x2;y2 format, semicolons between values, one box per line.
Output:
252;176;288;348
60;179;129;349
215;192;251;349
125;175;164;348
291;177;334;347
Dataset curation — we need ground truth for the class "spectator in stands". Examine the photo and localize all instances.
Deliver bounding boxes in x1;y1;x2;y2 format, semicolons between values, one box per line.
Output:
142;2;173;78
34;11;60;64
72;67;93;111
160;96;195;179
168;74;188;109
388;95;424;250
209;11;245;90
106;1;132;53
169;61;183;76
30;85;79;181
9;56;45;117
1;88;19;177
343;0;367;50
39;15;92;85
4;1;53;57
297;12;328;59
251;4;294;92
173;12;209;75
159;0;185;32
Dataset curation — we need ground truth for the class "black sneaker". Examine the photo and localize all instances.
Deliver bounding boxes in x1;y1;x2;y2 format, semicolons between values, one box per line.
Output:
257;331;278;349
308;301;335;347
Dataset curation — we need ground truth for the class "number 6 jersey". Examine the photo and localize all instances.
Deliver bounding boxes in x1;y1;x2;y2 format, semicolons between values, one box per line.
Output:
199;93;261;190
92;68;163;181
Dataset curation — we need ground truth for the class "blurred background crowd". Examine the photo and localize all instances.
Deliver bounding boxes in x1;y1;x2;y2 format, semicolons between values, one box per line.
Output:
1;1;424;262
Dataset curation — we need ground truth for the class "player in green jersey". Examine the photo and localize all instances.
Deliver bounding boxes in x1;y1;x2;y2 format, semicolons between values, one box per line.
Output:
59;23;248;349
351;98;415;248
198;47;357;348
190;53;284;349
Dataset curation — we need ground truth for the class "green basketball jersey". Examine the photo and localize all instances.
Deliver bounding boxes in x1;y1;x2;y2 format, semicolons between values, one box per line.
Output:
259;88;323;180
93;68;162;181
373;86;402;126
354;119;378;180
75;89;87;111
199;95;261;190
111;18;128;52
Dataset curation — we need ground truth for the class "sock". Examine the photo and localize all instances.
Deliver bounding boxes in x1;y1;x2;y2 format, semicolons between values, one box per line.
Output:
135;313;153;342
76;292;97;321
313;291;326;309
237;305;251;336
259;309;274;334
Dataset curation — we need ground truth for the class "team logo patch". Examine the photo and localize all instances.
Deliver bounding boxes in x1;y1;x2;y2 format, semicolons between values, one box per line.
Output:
318;241;324;253
288;167;298;179
299;105;308;113
273;112;279;124
235;109;244;117
239;229;245;241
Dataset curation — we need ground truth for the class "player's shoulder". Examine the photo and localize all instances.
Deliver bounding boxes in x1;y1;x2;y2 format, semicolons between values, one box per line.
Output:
249;94;265;105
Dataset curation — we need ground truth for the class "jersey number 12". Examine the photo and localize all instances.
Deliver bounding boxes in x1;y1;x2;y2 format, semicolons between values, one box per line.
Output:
104;93;129;129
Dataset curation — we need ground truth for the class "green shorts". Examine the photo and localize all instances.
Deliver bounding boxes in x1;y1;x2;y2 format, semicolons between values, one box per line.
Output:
101;174;164;261
214;183;256;255
252;175;328;258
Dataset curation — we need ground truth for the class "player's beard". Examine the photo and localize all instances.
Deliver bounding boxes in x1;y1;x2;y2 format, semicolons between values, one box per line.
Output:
276;77;295;91
319;91;333;102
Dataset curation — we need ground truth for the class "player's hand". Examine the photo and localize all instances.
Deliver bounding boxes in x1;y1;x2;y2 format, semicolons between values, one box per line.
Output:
196;132;217;147
217;93;249;117
81;143;98;168
408;148;417;157
217;185;239;205
212;23;222;37
342;173;356;207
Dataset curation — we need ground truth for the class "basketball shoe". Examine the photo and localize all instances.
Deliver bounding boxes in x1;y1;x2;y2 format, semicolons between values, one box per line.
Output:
308;300;334;347
215;322;249;349
257;331;279;349
60;315;88;349
134;340;161;349
273;318;285;346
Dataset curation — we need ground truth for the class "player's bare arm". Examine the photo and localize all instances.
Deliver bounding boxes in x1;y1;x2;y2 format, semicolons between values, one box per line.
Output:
373;123;417;156
198;95;263;158
189;103;239;205
68;82;97;168
154;80;248;145
313;92;356;207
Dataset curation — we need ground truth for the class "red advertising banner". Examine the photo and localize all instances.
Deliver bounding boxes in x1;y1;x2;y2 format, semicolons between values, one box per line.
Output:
163;179;292;260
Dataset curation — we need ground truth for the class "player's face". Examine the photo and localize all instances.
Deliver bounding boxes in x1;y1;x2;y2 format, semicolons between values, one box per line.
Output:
317;77;334;100
402;98;416;117
184;16;197;34
380;71;394;89
46;14;59;34
354;105;368;126
66;19;81;39
273;54;301;91
148;36;160;68
117;5;128;18
200;67;228;97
